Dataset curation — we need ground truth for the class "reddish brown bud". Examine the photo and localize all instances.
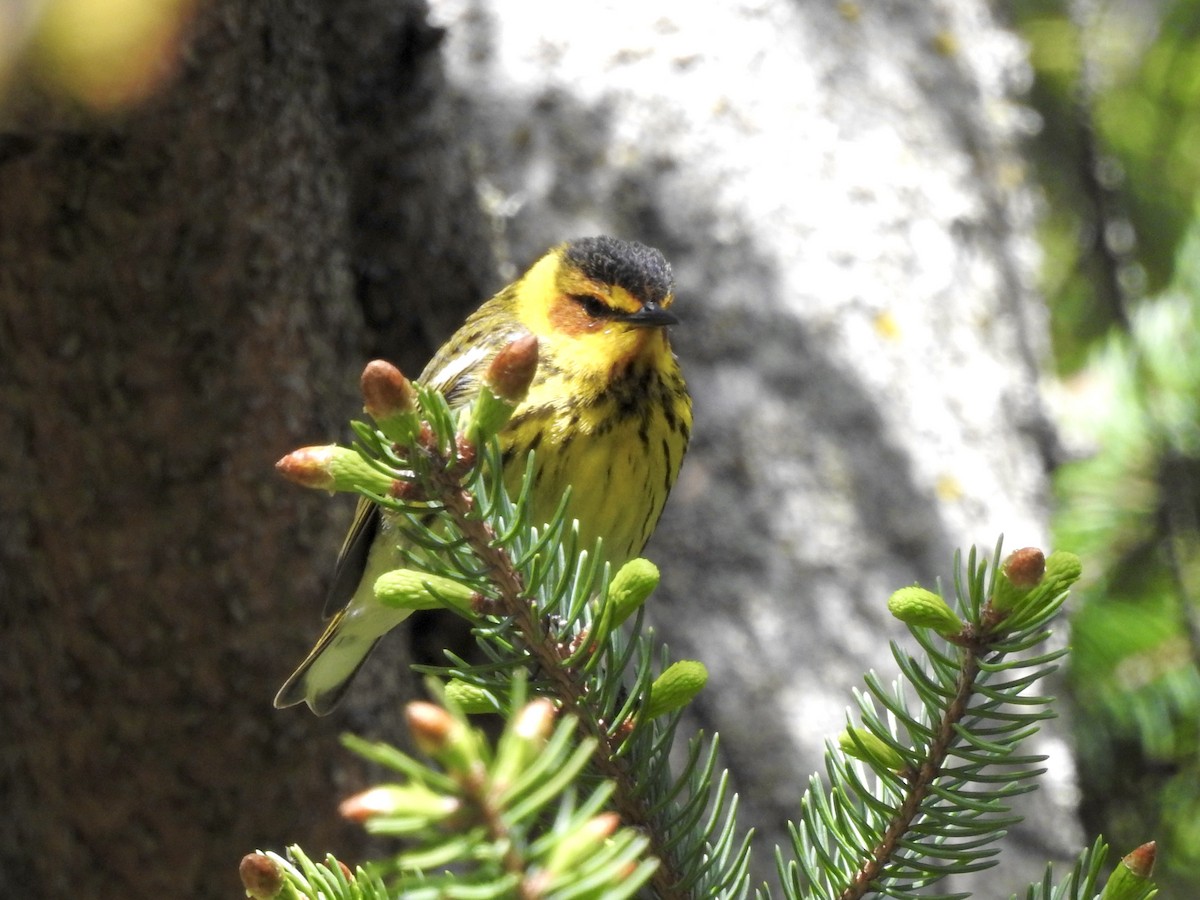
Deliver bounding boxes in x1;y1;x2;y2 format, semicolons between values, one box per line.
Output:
1002;547;1046;590
417;422;436;449
485;332;539;404
1123;841;1156;878
361;360;417;420
389;480;427;502
277;445;396;494
406;701;456;755
239;853;284;899
471;594;500;615
275;446;336;490
339;787;390;823
583;811;620;841
340;783;461;823
611;717;636;744
523;871;552;897
455;434;477;469
512;698;557;744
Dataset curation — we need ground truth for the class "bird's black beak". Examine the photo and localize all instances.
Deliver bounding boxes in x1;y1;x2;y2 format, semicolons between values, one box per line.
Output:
620;301;678;328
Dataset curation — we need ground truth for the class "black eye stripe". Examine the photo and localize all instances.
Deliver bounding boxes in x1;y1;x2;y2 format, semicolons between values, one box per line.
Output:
570;294;614;318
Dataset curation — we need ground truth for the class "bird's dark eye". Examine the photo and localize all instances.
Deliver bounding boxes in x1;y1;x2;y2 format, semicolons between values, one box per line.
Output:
572;294;611;319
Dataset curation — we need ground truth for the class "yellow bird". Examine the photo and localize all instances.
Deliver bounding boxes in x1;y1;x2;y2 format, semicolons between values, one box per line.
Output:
275;236;692;714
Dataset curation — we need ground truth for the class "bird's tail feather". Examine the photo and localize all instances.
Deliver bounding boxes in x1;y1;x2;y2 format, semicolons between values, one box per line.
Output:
274;609;383;715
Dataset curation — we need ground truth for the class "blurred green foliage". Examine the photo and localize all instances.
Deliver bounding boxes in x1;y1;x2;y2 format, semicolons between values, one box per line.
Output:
1054;248;1200;892
1016;1;1200;892
1016;0;1200;372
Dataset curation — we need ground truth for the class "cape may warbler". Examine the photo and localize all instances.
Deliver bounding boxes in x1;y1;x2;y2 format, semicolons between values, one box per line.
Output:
276;236;691;714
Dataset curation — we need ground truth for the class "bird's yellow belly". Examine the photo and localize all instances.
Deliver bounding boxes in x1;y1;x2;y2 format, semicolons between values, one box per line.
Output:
503;400;684;568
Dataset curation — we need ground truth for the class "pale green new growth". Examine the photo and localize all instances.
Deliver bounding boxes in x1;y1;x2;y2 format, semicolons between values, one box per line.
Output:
259;378;1155;900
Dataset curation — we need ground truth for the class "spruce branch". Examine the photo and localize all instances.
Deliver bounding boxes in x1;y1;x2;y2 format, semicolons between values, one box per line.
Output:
402;395;739;899
770;543;1084;900
338;689;658;899
239;689;656;899
240;848;386;900
1016;837;1158;900
266;350;1157;900
274;349;748;900
414;414;692;897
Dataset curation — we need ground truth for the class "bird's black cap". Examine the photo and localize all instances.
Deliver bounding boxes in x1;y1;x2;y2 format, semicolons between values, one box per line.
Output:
564;236;674;307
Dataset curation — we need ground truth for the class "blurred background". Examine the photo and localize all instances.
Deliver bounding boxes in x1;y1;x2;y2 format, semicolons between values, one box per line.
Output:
1;0;1198;896
1013;0;1200;891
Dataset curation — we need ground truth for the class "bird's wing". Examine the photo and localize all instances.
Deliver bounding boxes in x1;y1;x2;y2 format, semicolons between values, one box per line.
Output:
321;327;525;618
323;496;381;618
421;341;494;409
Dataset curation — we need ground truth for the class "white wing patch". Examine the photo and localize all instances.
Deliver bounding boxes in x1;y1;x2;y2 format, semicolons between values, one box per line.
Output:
423;343;491;396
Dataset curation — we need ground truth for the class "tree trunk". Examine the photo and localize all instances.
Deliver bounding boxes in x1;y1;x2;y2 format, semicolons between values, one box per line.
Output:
428;0;1080;890
0;1;491;896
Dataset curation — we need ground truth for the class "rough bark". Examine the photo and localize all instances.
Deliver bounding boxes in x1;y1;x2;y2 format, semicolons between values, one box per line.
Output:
0;1;491;896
